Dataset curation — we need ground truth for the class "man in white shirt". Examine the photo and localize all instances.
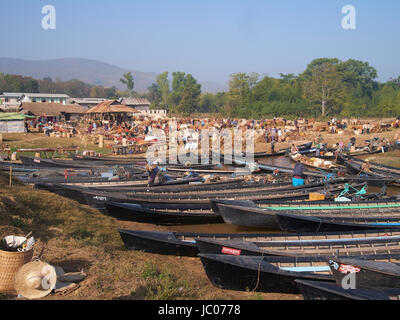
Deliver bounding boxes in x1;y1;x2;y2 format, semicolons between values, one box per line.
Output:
122;136;128;154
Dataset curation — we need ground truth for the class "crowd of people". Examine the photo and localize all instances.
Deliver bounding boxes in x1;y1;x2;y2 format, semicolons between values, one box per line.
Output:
18;115;400;189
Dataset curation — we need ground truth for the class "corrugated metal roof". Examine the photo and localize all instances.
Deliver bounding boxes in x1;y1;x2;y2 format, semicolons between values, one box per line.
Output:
0;92;24;98
120;97;151;106
72;98;107;104
22;93;70;98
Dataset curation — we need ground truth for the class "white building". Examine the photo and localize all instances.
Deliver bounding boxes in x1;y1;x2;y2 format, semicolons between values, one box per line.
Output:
20;93;70;105
0;92;24;106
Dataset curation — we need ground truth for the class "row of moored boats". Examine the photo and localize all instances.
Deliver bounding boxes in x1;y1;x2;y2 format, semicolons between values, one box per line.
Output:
3;143;400;299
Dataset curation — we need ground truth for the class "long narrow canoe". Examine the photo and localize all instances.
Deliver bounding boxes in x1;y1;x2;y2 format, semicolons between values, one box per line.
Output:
213;192;393;228
105;202;222;225
80;182;356;212
276;213;400;233
289;153;338;172
195;233;400;257
118;229;400;257
34;177;203;204
295;279;399;300
345;156;400;177
229;142;314;158
198;252;400;294
343;157;400;181
328;257;400;289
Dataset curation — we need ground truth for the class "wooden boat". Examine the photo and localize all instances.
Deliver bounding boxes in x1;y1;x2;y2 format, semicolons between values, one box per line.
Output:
0;161;43;172
295;279;400;300
106;202;222;225
80;181;355;212
34;177;203;204
343;157;400;181
328;257;400;289
72;154;147;164
18;157;149;175
19;156;109;169
276;210;400;233
165;167;251;175
261;163;326;178
345;156;400;177
74;156;217;170
213;188;378;228
237;142;314;158
346;146;389;156
344;176;398;187
306;150;337;160
198;252;400;293
72;153;207;163
218;153;326;178
67;177;258;193
99;182;353;200
22;174;144;186
198;254;333;293
332;146;389;157
195;233;400;257
35;178;265;196
118;229;400;257
101;182;348;218
37;176;340;195
289;153;338;172
164;163;216;170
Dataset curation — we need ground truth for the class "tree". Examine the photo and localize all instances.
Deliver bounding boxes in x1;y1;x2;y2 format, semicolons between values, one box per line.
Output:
176;74;201;115
156;72;170;110
301;58;340;80
120;72;134;96
226;72;259;116
377;84;400;116
169;72;186;110
303;62;343;116
147;83;162;104
279;73;296;83
337;59;378;97
199;93;216;113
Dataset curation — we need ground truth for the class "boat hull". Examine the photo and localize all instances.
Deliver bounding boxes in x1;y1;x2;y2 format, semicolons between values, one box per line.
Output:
105;202;222;225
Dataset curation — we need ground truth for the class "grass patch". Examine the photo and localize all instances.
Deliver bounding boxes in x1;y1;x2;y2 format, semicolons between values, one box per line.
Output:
11;217;26;228
141;262;159;280
71;229;94;241
139;262;196;300
0;293;10;300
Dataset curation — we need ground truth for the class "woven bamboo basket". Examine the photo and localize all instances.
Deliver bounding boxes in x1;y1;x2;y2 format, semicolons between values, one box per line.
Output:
0;249;33;293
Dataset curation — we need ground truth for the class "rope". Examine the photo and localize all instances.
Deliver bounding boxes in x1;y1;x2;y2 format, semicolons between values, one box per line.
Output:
338;183;367;198
251;252;265;293
316;168;336;181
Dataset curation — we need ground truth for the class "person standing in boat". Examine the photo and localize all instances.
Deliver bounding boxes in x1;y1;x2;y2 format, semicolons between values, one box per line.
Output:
394;133;400;149
147;160;161;187
290;144;299;155
293;159;305;186
361;159;372;174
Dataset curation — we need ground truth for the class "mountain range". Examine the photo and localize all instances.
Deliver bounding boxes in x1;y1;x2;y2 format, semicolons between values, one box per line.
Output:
0;58;227;93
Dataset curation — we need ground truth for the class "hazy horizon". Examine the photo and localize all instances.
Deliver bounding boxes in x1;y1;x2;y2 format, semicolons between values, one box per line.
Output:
1;0;400;85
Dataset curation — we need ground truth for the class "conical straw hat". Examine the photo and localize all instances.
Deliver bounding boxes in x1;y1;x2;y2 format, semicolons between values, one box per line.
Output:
14;261;57;299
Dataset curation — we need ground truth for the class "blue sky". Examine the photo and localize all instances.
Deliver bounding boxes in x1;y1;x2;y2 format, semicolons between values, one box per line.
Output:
1;0;399;85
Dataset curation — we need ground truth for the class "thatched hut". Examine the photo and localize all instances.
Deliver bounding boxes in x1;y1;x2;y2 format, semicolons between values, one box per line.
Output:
84;100;140;121
20;102;86;122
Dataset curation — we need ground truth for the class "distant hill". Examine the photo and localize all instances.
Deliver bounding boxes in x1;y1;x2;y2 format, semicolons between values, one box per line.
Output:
0;58;227;93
